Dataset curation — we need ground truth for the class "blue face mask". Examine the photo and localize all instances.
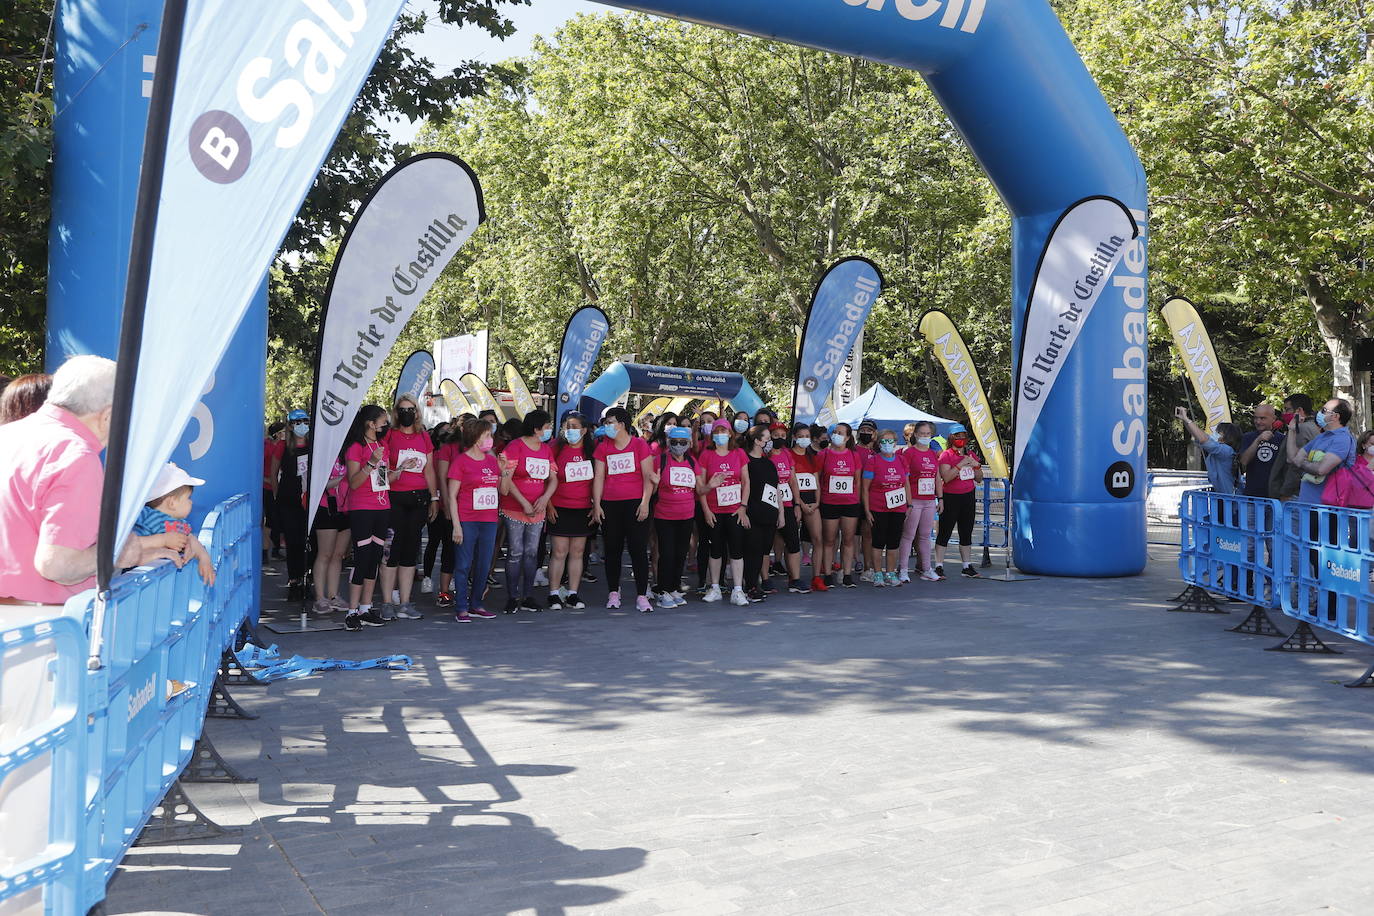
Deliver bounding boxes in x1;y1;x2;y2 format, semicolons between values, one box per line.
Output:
539;428;553;442
733;419;749;433
1315;410;1328;428
795;437;811;449
880;442;897;455
565;428;584;444
713;433;731;447
916;437;933;447
598;424;616;439
292;423;309;438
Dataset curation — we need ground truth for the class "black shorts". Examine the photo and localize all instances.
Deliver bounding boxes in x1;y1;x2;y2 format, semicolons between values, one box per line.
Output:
313;502;349;531
548;505;594;538
819;502;862;520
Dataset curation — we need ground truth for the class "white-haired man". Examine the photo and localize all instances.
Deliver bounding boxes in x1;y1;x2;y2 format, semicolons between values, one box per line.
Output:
0;354;186;609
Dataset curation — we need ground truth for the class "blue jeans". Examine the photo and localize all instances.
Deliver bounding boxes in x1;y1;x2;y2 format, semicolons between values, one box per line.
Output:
504;516;545;601
454;520;498;612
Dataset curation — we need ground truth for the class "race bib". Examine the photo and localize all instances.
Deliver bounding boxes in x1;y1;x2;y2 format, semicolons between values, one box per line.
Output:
795;472;817;491
917;477;936;496
472;487;499;511
779;483;793;503
828;475;853;495
525;457;550;480
371;462;390;492
564;460;593;483
606;452;636;476
717;483;742;508
669;465;697;489
761;484;780;509
885;488;908;510
958;466;975;481
397;448;427;473
296;455;308;480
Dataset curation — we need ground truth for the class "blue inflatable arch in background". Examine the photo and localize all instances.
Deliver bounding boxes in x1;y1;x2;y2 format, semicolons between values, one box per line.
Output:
598;0;1150;576
580;362;766;423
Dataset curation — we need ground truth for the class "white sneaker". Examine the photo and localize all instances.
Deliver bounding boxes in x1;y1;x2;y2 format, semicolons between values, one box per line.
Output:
898;570;911;584
657;593;677;609
419;576;433;595
671;591;687;607
920;569;941;582
534;568;549;587
729;587;749;607
860;569;874;583
703;584;723;603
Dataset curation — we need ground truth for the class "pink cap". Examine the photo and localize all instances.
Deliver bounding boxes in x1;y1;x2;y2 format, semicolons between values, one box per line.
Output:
712;419;733;431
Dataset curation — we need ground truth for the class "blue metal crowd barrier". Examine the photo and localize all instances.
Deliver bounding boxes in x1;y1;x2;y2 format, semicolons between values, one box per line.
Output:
1277;502;1374;664
0;492;255;915
977;477;1010;558
1178;489;1280;608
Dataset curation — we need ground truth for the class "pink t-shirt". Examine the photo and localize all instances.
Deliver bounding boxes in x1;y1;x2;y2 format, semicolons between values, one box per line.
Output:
864;451;909;513
699;447;747;515
263;438;284;485
903;447;941;501
500;437;554;513
344;440;390;511
0;405;105;603
552;445;594;508
819;447;861;506
594;436;652;502
940;449;981;495
384;429;433;492
321;459;348;508
769;448;795;508
448;452;502;522
654;454;698;521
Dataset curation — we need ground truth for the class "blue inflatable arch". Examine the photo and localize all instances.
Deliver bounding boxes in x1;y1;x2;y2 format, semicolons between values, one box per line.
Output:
580;362;766;422
596;0;1149;577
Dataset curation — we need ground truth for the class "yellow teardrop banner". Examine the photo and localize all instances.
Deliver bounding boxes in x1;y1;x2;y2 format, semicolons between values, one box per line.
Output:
918;309;1010;479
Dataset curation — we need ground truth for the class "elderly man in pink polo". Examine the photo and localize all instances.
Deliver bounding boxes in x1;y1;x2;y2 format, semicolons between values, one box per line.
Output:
0;354;185;609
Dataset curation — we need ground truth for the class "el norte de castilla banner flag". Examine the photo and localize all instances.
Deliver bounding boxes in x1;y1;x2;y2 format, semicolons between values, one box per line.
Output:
918;310;1009;480
308;153;485;529
1161;296;1232;431
101;0;412;588
791;258;883;428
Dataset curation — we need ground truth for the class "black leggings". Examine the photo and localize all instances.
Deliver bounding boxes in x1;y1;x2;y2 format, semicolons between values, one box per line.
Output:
743;513;776;589
654;517;693;594
276;495;308;580
423;516;455;576
350;508;391;585
707;512;745;560
775;505;801;555
870;510;905;551
936;489;977;547
602;499;650;597
387;491;429;568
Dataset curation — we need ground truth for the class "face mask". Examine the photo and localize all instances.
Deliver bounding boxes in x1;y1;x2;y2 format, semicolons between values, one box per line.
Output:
772;438;786;451
397;407;417;426
565;428;584;444
733;419;749;433
539;428;553;442
951;440;968;450
1315;410;1327;428
1366;444;1374;456
816;436;829;446
762;439;773;453
880;442;897;455
669;442;690;457
795;437;811;449
858;431;874;445
831;436;847;448
374;423;389;438
599;424;617;439
489;422;498;433
713;433;731;447
1282;411;1295;426
478;435;494;452
292;423;309;438
916;437;932;448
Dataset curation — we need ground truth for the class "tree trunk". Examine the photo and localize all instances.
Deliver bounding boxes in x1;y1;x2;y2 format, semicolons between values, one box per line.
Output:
1305;273;1368;430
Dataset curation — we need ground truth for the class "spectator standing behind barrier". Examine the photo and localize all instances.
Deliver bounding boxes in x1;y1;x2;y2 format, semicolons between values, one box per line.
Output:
1286;397;1357;504
0;373;52;425
1269;393;1318;500
1238;403;1284;497
262;420;286;561
1175;408;1240;495
0;355;187;608
270;409;312;602
1358;430;1374;473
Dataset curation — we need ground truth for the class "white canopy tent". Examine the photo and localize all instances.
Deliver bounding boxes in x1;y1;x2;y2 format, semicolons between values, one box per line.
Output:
834;383;959;434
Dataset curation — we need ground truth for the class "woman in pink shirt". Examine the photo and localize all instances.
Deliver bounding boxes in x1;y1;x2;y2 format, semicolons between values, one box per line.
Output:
936;424;984;579
652;425;699;608
697;419;751;606
591;407;657;613
818;422;862;589
446;416;503;621
498;409;557;613
860;429;912;587
546;412;595;609
342;406;400;630
898;420;944;582
310;443;350;614
378;395;438;621
767;422;807;594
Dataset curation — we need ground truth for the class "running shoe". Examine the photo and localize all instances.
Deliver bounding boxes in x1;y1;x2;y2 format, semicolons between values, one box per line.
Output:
435;591;454;608
469;607;497;619
588;551;602;565
920;569;941;582
670;591;687;607
328;595;350;611
898;570;911;584
503;598;519;615
811;575;829;592
455;611;472;623
729;587;750;606
521;597;544;612
872;574;886;588
376;603;397;622
933;564;945;579
566;593;587;609
312;598;333;615
547;593;565;610
357;609;387;627
703;584;723;603
788;579;812;594
582;571;599;584
637;595;654;613
395;602;424;619
344;612;362;631
606;590;621;609
860;570;875;584
842;574;856;589
657;592;677;610
961;565;980;578
745;587;766;603
419;576;433;595
888;572;902;586
533;568;549;587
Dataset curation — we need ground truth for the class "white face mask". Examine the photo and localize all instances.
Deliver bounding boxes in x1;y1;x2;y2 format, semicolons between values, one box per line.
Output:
1366;444;1374;456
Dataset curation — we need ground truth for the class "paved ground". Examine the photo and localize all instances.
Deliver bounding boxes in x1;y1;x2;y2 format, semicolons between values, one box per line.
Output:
105;545;1374;915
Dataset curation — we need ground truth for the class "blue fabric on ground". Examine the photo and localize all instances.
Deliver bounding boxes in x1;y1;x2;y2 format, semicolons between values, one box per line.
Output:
234;642;412;682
